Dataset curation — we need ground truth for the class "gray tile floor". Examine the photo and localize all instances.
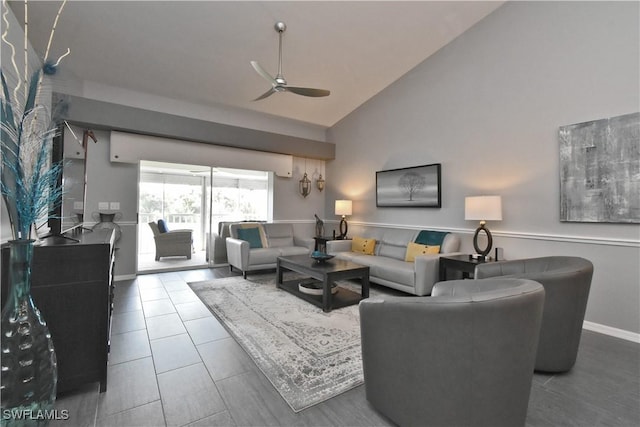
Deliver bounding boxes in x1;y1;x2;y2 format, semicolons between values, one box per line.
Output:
50;267;640;427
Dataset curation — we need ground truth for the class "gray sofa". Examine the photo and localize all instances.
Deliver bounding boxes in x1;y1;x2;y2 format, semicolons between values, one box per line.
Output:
361;278;545;426
226;222;315;278
326;226;462;296
474;256;593;372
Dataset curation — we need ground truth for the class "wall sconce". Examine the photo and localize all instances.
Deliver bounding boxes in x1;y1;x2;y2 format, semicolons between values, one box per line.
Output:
299;172;311;198
335;200;352;239
464;195;502;260
316;174;325;192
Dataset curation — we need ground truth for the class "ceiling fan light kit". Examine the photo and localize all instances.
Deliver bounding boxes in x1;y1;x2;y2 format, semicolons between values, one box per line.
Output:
251;21;330;101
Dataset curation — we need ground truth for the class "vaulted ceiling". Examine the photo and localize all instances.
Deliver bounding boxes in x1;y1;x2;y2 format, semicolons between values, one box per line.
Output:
9;1;504;128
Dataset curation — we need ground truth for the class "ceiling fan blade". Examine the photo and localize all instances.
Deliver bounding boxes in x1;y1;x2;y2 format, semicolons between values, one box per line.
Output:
250;61;277;85
253;87;278;101
285;86;330;97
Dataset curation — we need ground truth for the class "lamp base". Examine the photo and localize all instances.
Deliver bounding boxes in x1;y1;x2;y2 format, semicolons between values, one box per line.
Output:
338;217;348;239
472;223;493;258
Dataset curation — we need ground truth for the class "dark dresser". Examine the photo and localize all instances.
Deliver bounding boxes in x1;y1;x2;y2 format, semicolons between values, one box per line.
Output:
1;229;116;394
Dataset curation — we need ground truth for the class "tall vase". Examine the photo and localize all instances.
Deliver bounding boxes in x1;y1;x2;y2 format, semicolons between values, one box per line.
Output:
1;240;57;426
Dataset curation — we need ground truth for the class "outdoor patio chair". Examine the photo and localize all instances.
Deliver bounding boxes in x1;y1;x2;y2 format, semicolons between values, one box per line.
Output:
148;221;193;261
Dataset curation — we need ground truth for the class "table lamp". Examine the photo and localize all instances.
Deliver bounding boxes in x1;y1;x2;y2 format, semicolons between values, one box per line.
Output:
335;200;352;239
465;195;502;260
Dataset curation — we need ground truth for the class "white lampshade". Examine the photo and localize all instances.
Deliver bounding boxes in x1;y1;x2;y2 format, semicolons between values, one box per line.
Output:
465;196;502;221
335;200;353;216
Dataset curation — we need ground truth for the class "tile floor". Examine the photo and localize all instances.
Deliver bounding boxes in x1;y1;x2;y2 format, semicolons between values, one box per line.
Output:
50;268;245;427
48;267;640;427
51;268;390;427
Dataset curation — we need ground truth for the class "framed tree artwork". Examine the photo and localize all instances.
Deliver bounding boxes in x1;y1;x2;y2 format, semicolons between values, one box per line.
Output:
376;163;441;208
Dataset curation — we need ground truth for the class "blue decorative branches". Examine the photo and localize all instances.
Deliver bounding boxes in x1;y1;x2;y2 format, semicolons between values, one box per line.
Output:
1;0;68;240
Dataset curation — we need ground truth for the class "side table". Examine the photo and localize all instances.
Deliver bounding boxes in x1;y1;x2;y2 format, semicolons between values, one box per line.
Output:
439;254;497;281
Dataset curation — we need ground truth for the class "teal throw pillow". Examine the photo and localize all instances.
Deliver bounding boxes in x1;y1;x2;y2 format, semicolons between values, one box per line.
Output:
237;227;263;249
415;230;449;249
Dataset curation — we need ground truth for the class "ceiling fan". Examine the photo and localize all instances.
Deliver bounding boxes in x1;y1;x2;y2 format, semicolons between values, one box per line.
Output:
250;22;330;101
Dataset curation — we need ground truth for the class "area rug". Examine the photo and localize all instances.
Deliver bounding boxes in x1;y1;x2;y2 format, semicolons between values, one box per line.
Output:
188;274;378;412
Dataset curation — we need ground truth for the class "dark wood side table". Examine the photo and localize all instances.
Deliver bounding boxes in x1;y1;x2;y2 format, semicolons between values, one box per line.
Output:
439;254;496;281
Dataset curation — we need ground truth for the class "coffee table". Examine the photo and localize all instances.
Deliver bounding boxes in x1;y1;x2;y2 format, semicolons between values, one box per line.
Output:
276;255;370;313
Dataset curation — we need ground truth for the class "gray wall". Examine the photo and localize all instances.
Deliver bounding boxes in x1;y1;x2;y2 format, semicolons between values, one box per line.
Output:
326;1;640;335
81;129;138;277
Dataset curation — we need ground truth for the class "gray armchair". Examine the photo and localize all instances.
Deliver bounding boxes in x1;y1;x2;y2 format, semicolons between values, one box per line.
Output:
148;221;193;261
474;256;593;373
360;278;545;427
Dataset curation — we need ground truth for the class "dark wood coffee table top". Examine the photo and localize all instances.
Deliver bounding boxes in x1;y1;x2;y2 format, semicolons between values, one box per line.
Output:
278;254;368;275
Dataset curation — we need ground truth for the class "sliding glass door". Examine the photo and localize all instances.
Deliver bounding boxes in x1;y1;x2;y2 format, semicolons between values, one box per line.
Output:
137;161;270;273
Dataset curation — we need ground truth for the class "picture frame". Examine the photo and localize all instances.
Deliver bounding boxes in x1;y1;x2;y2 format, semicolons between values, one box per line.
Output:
376;163;441;208
559;112;639;223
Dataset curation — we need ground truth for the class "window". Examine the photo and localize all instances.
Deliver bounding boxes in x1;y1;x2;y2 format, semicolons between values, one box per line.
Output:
211;167;270;233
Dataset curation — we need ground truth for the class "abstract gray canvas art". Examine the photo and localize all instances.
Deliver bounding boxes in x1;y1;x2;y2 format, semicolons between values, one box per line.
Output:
559;112;639;223
376;163;441;207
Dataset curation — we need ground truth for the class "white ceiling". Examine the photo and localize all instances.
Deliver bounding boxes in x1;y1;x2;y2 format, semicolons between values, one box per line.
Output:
10;1;504;128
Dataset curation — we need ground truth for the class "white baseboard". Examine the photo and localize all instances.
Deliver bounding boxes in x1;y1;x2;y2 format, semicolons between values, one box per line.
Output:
114;274;137;281
583;320;640;343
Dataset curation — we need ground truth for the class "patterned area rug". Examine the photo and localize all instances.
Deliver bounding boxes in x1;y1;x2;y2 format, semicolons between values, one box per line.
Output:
188;274;378;412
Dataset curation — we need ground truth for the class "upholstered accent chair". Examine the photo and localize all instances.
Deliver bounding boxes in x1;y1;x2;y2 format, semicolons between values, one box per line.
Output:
148;221;193;261
360;278;545;427
474;256;594;373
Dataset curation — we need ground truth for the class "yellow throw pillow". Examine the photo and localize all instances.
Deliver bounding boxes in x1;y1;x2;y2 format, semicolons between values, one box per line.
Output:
405;242;440;262
351;236;376;255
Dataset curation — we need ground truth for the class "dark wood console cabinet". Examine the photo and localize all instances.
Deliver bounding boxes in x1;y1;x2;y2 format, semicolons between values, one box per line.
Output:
1;229;115;394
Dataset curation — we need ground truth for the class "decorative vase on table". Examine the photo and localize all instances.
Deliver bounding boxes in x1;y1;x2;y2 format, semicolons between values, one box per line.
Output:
92;211;122;244
1;240;58;424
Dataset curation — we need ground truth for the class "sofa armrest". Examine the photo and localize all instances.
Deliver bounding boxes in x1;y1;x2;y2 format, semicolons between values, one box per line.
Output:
226;237;250;271
294;236;315;252
414;252;464;296
326;239;352;254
